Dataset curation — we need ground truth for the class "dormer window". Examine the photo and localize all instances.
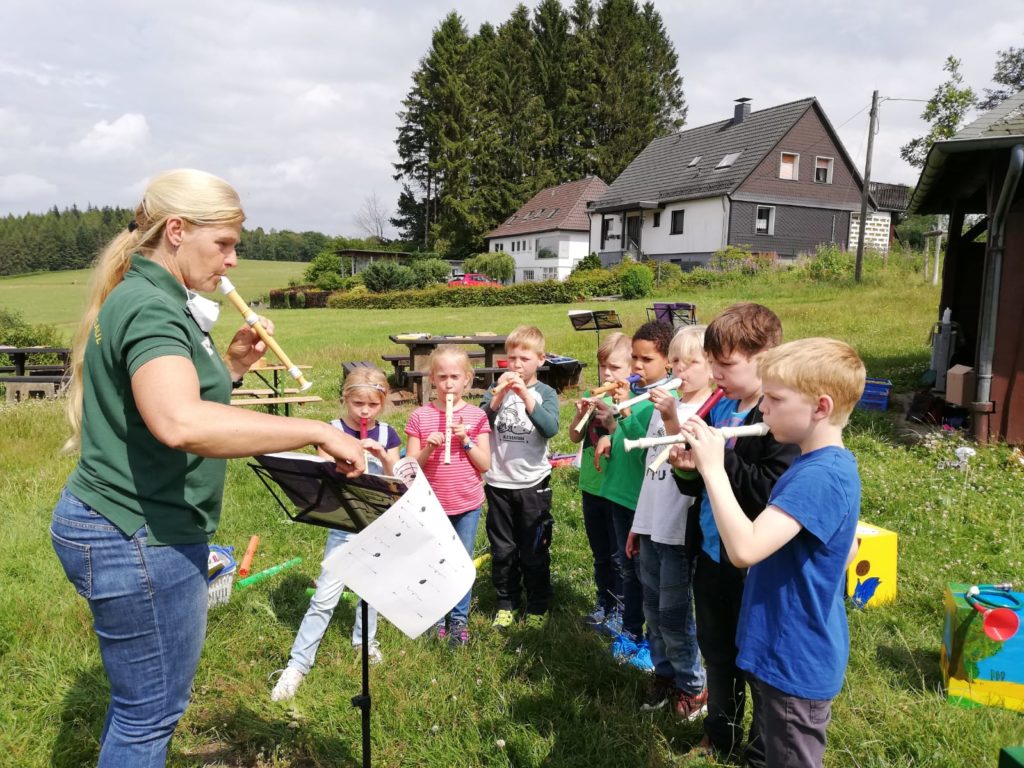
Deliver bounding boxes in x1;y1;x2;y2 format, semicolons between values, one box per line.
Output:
716;152;741;169
688;156;701;167
780;152;799;180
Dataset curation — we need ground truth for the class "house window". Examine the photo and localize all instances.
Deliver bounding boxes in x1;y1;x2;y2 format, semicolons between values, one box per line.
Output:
755;206;775;236
522;269;535;282
815;156;834;184
542;267;558;280
521;240;527;251
601;217;611;249
653;211;661;228
494;242;504;252
780;152;799;180
670;210;685;235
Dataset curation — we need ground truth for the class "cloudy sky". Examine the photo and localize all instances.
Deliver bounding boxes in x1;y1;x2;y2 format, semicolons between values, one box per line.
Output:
0;1;1019;236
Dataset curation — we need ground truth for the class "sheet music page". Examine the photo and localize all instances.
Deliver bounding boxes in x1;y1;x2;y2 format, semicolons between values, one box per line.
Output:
320;457;476;638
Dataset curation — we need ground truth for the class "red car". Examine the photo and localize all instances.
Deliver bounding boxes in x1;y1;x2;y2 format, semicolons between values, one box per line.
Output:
447;273;502;287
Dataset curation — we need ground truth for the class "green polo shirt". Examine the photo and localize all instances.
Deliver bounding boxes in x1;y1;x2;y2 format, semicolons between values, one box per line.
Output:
598;398;657;511
66;255;231;545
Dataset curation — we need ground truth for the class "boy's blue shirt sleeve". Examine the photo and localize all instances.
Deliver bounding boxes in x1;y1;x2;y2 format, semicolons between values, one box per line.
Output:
527;382;560;438
769;454;855;545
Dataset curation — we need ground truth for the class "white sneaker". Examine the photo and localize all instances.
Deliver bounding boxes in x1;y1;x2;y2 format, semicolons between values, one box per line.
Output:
355;640;383;665
270;667;305;701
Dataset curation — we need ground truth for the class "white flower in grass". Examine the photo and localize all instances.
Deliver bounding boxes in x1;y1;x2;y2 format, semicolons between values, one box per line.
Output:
496;739;506;749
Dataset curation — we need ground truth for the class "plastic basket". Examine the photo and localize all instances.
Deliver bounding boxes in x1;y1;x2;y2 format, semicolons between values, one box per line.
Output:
208;572;234;608
857;378;892;411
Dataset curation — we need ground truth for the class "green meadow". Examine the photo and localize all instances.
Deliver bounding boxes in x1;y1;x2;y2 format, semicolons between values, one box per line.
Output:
1;260;1022;766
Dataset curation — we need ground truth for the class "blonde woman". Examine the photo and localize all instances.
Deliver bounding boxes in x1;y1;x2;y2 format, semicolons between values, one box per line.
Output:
50;169;363;767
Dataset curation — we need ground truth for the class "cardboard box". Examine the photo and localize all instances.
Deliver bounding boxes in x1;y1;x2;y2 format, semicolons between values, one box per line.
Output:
846;522;897;607
946;364;975;406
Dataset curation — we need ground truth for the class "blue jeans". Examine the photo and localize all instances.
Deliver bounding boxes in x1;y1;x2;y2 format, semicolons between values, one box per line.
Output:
609;501;644;637
447;507;481;624
50;489;208;768
581;491;623;611
288;529;379;674
638;536;705;695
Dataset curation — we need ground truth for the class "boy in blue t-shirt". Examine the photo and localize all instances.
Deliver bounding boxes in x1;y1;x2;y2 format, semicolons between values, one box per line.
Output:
677;337;865;768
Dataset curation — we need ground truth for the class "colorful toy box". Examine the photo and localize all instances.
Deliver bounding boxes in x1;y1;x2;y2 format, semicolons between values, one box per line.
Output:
846;521;897;608
941;583;1024;712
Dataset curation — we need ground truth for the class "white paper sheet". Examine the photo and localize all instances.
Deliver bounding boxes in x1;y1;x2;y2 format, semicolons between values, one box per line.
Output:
320;457;476;639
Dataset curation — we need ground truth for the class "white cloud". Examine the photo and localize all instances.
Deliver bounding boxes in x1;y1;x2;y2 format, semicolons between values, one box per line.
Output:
0;173;57;203
303;84;341;108
71;113;150;158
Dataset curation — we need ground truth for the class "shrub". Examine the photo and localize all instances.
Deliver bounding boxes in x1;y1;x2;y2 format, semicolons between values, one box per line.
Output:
564;268;620;297
618;263;654;299
641;258;683;287
0;309;64;365
362;261;416;293
806;243;855;282
315;272;345;291
707;244;775;275
303;250;342;285
327;280;578;309
410;258;453;288
572;252;602;273
463;252;514;283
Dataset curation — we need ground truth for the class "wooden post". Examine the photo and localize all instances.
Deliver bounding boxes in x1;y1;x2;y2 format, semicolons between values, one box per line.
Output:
855;90;879;283
932;232;943;286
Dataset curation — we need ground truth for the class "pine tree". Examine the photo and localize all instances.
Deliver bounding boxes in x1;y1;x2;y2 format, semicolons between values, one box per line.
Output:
390;184;427;246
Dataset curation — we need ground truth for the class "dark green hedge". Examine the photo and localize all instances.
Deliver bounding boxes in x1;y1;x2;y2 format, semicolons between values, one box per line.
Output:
268;285;330;309
327;280;582;309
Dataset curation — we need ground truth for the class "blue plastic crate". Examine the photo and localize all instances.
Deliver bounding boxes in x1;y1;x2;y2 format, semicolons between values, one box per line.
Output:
857;378;892;411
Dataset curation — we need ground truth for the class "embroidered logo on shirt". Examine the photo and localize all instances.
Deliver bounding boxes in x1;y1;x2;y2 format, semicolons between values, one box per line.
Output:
93;321;102;345
201;338;215;356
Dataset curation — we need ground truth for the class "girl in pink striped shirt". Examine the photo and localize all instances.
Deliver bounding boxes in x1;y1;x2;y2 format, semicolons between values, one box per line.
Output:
405;345;491;646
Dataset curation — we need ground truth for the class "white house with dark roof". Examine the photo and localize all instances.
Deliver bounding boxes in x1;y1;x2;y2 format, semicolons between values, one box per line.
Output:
485;176;608;282
589;98;871;268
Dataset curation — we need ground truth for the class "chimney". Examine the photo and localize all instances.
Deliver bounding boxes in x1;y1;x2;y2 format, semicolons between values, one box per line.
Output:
733;97;751;125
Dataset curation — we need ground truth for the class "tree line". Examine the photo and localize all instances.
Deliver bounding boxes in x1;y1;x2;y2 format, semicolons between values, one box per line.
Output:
0;206;364;276
392;0;685;258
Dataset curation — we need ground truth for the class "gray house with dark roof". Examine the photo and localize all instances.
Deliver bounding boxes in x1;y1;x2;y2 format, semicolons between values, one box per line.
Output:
589;98;870;268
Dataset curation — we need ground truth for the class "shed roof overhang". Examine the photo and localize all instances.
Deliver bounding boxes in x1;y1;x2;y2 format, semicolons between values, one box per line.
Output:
909;136;1024;215
588;200;661;215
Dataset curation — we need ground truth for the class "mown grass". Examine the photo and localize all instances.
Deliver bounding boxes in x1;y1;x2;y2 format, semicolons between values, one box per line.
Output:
0;261;307;335
1;263;1022;766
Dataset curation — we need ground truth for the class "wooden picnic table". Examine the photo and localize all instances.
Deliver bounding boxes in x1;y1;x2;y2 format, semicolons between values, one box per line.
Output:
387;334;508;404
0;346;69;376
238;360;316;416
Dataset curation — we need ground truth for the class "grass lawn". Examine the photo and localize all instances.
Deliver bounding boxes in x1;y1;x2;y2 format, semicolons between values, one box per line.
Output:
1;263;1022;766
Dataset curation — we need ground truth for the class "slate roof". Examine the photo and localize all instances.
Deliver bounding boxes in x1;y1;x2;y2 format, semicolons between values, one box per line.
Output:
485;176;608;238
869;182;911;212
952;90;1024;141
590;98;818;212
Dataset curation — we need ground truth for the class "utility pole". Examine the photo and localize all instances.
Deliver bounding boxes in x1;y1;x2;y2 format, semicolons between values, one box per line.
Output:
855;90;879;283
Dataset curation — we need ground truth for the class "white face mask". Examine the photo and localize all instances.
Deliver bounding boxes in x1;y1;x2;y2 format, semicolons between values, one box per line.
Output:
185;291;221;333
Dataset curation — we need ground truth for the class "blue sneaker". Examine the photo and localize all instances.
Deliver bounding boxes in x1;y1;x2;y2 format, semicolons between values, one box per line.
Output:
611;631;640;663
627;639;655;673
601;607;624;637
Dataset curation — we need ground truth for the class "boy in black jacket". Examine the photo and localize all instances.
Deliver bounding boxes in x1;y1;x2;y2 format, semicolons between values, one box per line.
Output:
672;303;799;767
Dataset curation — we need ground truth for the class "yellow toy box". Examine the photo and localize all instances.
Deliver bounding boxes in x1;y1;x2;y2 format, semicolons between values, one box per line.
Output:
846;521;897;608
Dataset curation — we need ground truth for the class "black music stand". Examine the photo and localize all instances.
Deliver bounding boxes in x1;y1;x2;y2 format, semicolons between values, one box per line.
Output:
568;309;623;352
250;453;407;768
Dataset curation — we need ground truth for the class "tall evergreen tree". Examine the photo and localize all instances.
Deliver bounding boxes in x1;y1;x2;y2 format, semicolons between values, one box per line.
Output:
391;184;428;245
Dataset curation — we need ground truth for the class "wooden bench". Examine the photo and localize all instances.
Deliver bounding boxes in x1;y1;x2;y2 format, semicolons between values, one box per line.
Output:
342;360;376;376
0;375;67;402
230;394;322;416
232;388;301;398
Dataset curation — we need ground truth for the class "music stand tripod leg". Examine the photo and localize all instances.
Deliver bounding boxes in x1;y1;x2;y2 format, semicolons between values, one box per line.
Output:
351;599;372;768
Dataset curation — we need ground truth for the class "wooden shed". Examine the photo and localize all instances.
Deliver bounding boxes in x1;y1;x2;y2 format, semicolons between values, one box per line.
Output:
908;90;1024;443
